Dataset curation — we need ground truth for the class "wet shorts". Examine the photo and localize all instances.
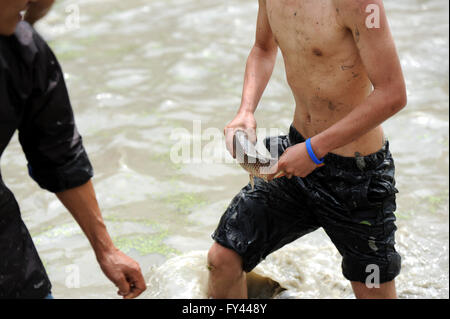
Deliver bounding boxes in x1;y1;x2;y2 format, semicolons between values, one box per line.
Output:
212;125;401;284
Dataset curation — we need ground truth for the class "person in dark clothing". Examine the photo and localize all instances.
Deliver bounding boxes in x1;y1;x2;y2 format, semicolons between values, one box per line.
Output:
0;0;146;298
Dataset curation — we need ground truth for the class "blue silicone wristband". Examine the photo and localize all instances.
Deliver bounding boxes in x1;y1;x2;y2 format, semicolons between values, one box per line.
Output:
306;138;324;165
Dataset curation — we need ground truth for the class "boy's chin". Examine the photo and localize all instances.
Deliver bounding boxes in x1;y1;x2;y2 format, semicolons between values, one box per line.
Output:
0;23;19;36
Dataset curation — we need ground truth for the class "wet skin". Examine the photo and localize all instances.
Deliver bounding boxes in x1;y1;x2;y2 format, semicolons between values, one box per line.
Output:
225;0;406;165
214;0;406;299
267;0;385;157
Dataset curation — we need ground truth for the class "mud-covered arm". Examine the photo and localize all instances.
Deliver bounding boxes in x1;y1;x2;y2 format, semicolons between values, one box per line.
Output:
25;0;55;26
312;0;407;158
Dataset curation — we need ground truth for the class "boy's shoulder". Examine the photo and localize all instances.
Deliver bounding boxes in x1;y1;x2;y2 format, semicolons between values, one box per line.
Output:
0;22;58;103
0;21;49;70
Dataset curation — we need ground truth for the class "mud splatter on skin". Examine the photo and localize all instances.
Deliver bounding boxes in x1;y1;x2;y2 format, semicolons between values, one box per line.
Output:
328;102;337;111
354;26;360;43
313;48;323;56
341;64;355;71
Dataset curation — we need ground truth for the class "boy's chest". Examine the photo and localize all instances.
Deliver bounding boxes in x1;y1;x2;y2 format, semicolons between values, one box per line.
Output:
265;0;346;57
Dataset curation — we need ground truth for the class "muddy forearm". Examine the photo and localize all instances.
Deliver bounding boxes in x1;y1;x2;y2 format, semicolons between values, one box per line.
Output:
238;45;277;115
55;180;115;257
311;88;407;158
24;0;55;25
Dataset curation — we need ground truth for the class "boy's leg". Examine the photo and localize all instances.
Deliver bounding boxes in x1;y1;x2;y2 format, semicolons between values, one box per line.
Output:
313;142;402;299
208;174;319;299
351;280;397;299
207;242;247;299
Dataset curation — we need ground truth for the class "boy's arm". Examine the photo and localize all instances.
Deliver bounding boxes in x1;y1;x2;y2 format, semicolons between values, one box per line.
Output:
312;0;407;158
25;0;55;25
271;0;406;179
225;0;278;156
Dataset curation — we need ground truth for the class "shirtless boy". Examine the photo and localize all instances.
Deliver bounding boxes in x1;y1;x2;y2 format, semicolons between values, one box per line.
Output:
208;0;407;299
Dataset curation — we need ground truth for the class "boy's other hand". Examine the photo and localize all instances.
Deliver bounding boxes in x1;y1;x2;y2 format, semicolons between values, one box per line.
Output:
268;142;319;181
97;248;147;299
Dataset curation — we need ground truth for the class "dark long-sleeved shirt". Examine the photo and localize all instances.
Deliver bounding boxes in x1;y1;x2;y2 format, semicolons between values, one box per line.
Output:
0;22;93;298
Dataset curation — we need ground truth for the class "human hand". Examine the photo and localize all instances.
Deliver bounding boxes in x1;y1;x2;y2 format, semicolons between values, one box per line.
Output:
224;111;257;158
97;248;147;299
268;142;322;180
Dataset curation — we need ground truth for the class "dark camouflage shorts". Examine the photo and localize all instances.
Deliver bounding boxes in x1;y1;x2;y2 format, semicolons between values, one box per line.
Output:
212;126;401;284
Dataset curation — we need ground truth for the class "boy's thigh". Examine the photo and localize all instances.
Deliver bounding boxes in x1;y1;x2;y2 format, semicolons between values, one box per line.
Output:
310;144;402;285
212;177;319;273
318;188;401;285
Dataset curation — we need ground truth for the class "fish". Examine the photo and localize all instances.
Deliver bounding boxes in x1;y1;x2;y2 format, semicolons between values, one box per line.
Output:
233;130;281;190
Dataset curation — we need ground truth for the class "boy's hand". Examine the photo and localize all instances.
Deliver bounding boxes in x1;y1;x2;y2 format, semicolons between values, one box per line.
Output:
268;142;319;180
224;111;257;158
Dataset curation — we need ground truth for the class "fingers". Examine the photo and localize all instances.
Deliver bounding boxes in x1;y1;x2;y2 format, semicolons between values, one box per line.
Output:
273;171;285;179
224;127;236;158
268;171;285;181
267;160;286;181
122;267;147;299
100;249;147;299
245;128;257;145
224;126;257;159
115;274;131;297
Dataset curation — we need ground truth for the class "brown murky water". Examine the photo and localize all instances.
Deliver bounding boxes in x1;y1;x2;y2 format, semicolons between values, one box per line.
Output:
1;0;448;298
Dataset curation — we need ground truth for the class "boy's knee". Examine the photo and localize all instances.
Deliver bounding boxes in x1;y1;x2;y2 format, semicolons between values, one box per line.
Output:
207;242;243;275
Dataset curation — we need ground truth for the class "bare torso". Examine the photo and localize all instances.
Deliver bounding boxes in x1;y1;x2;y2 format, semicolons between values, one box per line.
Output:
266;0;385;157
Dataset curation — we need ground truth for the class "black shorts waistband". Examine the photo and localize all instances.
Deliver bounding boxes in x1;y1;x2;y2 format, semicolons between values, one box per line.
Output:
288;125;391;172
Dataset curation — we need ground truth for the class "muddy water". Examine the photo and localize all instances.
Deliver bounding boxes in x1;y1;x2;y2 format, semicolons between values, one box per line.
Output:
0;0;448;298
